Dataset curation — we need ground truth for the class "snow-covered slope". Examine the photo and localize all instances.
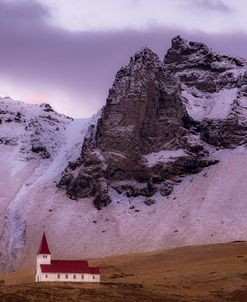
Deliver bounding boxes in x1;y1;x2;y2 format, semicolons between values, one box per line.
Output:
0;97;93;271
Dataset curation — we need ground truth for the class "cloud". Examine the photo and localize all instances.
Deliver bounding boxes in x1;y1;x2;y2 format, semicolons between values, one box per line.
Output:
0;0;50;22
0;0;246;117
189;0;232;13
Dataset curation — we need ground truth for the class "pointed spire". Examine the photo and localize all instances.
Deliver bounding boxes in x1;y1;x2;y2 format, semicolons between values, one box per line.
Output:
37;232;51;255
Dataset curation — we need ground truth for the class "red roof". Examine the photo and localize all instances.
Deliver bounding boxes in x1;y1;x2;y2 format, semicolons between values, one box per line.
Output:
90;267;100;274
40;260;98;274
37;233;51;255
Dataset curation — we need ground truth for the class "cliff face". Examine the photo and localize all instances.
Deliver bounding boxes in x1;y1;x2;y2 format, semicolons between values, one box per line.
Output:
165;36;247;148
59;36;247;209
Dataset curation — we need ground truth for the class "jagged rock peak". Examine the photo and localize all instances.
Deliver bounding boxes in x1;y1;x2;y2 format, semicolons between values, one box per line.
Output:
170;35;209;52
114;46;161;83
109;46;165;107
164;35;210;65
131;46;160;64
164;35;246;69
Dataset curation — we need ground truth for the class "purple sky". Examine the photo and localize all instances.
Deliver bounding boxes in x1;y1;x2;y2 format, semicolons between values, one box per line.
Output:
0;0;247;117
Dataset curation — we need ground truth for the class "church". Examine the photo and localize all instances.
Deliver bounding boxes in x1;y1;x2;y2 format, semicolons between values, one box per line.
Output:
35;233;100;283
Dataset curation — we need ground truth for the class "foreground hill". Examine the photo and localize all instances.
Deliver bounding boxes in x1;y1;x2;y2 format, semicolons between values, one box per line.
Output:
0;36;247;272
1;242;247;301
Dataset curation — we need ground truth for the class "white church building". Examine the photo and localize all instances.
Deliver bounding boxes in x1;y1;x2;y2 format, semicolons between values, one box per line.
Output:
35;233;100;283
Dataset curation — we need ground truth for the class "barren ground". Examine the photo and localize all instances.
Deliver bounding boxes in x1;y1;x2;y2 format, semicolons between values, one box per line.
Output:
1;242;247;301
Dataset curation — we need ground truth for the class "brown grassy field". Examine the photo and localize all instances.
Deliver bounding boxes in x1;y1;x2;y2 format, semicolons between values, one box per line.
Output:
1;241;247;301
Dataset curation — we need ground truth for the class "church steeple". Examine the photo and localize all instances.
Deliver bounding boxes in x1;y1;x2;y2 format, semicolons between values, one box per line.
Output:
37;232;51;255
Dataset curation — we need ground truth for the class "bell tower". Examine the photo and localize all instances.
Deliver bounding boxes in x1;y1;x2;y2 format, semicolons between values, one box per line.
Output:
35;233;51;281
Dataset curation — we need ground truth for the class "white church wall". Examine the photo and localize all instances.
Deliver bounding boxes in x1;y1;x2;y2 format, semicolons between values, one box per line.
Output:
36;254;51;282
36;254;51;267
37;272;100;282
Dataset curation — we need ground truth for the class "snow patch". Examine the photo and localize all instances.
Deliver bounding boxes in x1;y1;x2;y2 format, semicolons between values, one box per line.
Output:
182;87;238;121
144;149;187;167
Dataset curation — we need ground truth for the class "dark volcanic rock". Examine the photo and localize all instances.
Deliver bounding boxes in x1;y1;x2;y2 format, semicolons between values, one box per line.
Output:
144;199;156;206
164;35;247;93
96;48;191;157
111;182;157;198
31;144;50;159
165;35;247;150
201;118;247;148
160;183;174;197
59;37;247;209
66;173;96;200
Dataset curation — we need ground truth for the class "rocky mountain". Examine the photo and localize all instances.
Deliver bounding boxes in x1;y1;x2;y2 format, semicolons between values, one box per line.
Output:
59;35;247;209
0;36;247;273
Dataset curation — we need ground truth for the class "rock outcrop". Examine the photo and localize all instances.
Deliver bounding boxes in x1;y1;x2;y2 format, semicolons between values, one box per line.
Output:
59;36;247;209
165;35;247;148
